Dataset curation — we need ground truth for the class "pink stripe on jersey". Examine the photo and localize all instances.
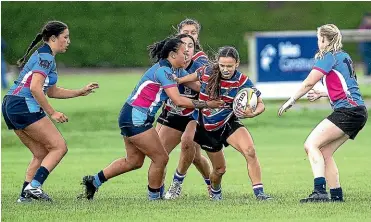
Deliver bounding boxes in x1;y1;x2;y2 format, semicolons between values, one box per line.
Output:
347;99;358;106
326;70;347;102
163;84;177;89
24;73;34;87
12;85;24;95
132;83;161;108
313;67;328;75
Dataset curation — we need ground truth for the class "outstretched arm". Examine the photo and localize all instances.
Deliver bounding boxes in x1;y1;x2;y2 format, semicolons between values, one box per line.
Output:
164;86;223;109
278;69;324;116
307;89;328;102
47;82;99;99
183;81;201;92
174;72;198;84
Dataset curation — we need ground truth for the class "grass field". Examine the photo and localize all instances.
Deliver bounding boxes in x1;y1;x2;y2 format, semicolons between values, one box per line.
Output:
1;73;371;222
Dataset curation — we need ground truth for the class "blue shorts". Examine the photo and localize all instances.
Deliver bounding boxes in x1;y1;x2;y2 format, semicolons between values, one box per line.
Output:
2;95;46;130
118;103;155;137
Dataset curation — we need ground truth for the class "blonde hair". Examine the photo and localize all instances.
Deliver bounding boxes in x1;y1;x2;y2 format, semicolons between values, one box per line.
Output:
315;24;343;59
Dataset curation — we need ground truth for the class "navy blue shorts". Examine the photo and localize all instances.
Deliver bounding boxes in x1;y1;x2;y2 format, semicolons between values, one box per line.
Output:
194;115;244;152
118;103;154;137
157;108;195;132
2;95;46;130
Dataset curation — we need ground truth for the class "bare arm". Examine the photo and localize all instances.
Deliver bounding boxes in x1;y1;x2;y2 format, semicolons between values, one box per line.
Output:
30;73;57;116
30;73;68;123
307;89;328;102
236;97;265;118
291;69;324;101
253;97;265;117
164;86;223;109
278;69;324;116
47;82;99;99
175;72;198;84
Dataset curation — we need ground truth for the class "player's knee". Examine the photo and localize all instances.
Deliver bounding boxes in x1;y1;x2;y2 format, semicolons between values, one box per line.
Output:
131;158;144;170
154;152;169;167
33;149;48;160
60;143;68;156
242;145;256;160
180;139;195;152
304;141;313;154
214;166;226;176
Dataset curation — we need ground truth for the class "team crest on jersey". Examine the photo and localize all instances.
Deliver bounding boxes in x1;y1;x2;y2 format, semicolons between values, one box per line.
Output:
184;87;192;95
39;58;52;69
164;70;175;81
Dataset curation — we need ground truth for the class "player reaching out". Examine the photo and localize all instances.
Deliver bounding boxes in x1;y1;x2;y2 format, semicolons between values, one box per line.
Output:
278;24;368;203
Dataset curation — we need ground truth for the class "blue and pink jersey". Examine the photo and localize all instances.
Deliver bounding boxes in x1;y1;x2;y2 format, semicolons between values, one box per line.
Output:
7;44;57;112
195;66;261;131
313;51;365;109
164;60;204;116
125;59;188;124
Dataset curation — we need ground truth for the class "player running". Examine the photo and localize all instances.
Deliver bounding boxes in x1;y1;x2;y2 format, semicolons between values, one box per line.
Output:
174;46;272;201
156;19;212;199
78;34;223;201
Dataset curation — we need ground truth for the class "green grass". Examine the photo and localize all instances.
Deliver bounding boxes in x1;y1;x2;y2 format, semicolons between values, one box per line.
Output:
2;74;371;222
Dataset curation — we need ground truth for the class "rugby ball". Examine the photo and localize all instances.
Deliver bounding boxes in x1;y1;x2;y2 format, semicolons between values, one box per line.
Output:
233;88;257;118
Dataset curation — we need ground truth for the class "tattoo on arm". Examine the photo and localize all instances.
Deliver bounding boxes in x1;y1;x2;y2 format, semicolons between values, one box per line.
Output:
192;100;208;109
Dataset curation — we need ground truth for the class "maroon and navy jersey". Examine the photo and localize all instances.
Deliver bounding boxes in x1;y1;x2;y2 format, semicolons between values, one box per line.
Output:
195;66;261;131
192;51;208;65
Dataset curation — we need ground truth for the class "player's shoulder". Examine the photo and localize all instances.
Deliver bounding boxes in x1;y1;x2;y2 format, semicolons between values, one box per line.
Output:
36;44;54;59
334;50;351;60
320;52;336;61
154;60;172;73
192;51;207;59
234;70;249;80
34;45;54;65
192;51;208;64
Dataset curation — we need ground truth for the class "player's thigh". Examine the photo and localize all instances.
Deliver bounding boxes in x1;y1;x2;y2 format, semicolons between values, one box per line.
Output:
129;128;168;162
226;127;255;156
23;116;66;149
320;134;349;158
156;124;182;154
14;129;49;158
305;118;346;149
206;150;226;172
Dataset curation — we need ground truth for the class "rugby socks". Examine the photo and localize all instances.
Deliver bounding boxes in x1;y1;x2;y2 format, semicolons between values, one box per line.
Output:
314;177;326;193
253;183;264;196
31;166;49;187
148;184;165;200
20;181;29;198
330;187;343;201
204;178;211;186
210;184;222;195
93;170;107;188
173;169;186;183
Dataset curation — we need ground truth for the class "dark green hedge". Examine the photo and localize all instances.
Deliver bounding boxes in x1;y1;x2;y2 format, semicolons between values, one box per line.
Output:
1;2;368;67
